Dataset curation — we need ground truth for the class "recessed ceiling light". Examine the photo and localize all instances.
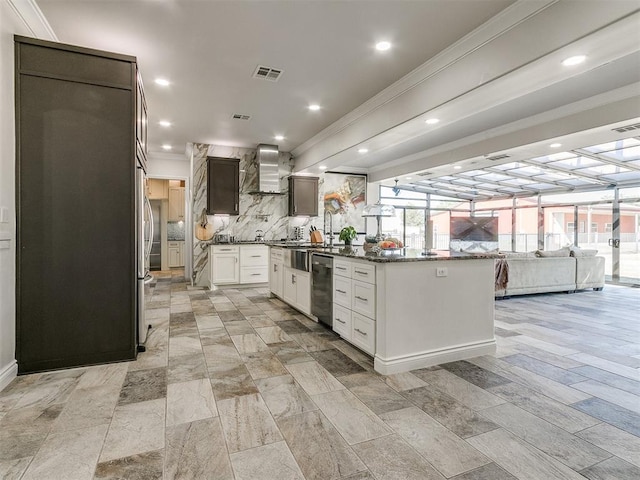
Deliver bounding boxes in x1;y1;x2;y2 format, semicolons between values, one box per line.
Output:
274;135;284;141
319;166;327;170
358;148;368;154
453;165;462;170
308;104;320;111
159;120;171;127
405;177;412;180
162;144;172;150
550;143;562;148
154;78;170;86
562;55;586;66
375;41;391;51
425;118;440;125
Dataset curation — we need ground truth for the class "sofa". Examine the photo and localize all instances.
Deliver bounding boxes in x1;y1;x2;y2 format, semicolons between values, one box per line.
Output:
495;247;605;298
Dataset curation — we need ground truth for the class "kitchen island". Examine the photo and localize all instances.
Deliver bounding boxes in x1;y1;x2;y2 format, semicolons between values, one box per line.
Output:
270;245;500;375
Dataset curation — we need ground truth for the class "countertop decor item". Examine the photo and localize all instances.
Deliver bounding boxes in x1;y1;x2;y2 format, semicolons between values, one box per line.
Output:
362;202;396;242
195;209;214;241
339;226;358;246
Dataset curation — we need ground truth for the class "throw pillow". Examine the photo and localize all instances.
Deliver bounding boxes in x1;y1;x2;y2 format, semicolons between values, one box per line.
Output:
536;247;571;257
570;247;598;257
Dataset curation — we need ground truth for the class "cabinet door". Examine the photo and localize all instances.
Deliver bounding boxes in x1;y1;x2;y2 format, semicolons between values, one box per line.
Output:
148;179;168;199
207;157;239;215
333;304;352;340
269;259;283;297
352;280;375;319
168;247;180;267
296;271;311;314
283;267;297;305
212;253;239;284
178;242;185;266
168;187;185;221
352;313;375;355
289;176;318;216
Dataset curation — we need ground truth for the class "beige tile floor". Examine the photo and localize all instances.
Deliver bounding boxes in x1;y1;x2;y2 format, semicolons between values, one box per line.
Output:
0;270;639;479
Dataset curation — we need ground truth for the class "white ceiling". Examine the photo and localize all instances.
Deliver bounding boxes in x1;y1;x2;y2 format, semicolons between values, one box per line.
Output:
33;0;640;187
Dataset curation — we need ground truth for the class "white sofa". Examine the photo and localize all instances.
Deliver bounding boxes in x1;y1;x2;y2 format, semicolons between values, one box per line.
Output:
495;251;605;298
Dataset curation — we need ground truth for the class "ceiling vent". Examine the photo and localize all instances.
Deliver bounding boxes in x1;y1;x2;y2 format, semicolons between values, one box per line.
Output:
232;114;251;121
486;153;511;161
253;65;283;82
612;122;640;133
417;172;432;176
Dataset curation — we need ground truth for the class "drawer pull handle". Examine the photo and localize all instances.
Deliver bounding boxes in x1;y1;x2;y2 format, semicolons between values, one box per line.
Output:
220;249;232;251
336;318;345;324
354;328;367;336
274;265;278;272
354;270;367;275
251;273;261;276
336;289;346;294
292;274;296;284
355;296;368;302
251;255;261;257
336;266;347;270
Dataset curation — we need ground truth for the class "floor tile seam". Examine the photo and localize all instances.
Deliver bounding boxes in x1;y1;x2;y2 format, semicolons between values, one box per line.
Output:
470;405;615;472
576;454;628;476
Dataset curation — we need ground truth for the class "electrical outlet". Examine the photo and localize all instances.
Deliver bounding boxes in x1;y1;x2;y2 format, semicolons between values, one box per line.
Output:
436;267;448;277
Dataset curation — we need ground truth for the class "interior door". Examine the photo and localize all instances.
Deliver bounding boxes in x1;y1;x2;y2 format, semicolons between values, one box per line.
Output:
618;201;640;285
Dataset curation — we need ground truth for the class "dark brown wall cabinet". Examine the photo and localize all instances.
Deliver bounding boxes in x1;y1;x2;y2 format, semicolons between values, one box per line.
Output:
15;36;140;373
289;176;319;216
207;157;240;215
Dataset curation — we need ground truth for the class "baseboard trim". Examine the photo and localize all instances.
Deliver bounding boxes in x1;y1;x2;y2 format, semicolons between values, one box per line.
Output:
374;339;497;375
0;360;18;392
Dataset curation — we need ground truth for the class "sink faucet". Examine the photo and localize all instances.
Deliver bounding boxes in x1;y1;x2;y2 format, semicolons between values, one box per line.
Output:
324;210;333;247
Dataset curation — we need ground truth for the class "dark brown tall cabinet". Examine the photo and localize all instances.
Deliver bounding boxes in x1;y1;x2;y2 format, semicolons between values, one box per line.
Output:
207;157;240;215
15;36;141;373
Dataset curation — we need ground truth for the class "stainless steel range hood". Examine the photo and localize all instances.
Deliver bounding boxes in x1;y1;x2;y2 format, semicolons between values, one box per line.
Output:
251;144;281;194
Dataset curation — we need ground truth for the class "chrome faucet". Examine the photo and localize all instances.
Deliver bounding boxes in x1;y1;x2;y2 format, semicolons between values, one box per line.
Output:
324;210;333;247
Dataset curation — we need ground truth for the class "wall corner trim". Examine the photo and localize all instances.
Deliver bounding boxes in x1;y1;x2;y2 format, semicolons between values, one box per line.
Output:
7;0;58;41
0;360;18;393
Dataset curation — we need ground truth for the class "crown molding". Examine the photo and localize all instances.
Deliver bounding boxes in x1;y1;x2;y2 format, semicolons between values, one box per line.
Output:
7;0;57;41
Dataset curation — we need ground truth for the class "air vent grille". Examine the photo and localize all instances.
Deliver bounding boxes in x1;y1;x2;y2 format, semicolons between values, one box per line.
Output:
486;154;510;161
417;172;432;177
232;114;251;121
612;123;640;133
253;65;283;82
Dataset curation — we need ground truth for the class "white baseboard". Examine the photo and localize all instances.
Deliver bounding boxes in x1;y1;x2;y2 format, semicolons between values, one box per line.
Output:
374;339;497;375
0;360;18;392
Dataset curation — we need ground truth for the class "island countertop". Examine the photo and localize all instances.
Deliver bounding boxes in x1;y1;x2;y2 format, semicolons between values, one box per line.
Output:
269;244;502;263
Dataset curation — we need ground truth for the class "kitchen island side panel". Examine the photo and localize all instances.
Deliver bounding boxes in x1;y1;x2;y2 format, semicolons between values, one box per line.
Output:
374;259;496;374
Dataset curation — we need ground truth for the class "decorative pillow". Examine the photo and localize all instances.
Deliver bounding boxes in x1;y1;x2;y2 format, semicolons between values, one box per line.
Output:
501;251;537;258
536;247;570;257
570;247;598;257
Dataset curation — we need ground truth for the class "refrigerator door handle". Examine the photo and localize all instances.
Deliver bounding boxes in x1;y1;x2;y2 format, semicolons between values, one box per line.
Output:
144;194;154;270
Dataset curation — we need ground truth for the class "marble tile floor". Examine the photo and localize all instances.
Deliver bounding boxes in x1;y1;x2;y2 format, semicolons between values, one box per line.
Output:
1;271;639;479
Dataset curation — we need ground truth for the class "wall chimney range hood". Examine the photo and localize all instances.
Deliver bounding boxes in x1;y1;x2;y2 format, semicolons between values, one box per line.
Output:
250;144;282;194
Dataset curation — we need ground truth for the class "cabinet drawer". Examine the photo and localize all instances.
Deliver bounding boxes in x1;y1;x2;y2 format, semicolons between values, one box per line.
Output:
352;280;375;319
333;276;352;308
270;247;284;261
352;312;375;355
212;245;239;254
240;267;268;284
168;241;181;247
241;246;268;267
333;304;352;340
351;262;375;284
333;259;351;278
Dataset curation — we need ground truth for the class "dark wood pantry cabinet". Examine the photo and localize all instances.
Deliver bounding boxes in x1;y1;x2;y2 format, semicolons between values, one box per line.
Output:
15;36;142;373
289;176;319;216
207;157;240;215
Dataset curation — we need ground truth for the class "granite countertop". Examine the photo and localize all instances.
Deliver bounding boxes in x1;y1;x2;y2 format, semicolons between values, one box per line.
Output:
270;243;502;263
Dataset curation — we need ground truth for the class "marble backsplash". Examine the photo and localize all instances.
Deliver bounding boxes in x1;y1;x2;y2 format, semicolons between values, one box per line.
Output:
167;221;185;241
191;143;298;286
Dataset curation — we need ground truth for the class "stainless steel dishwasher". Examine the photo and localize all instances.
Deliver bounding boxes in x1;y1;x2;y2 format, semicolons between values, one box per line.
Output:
311;253;333;328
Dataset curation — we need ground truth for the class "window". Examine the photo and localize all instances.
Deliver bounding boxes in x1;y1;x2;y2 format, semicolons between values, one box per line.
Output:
605;223;612;233
591;222;598;233
579;221;585;233
567;222;575;234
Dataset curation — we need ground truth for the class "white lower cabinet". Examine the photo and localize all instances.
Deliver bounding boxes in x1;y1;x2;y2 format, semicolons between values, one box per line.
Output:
351;312;375;355
211;245;270;286
283;266;311;315
333;304;352;340
269;248;284;297
168;241;184;267
240;245;268;283
332;258;376;355
211;252;240;284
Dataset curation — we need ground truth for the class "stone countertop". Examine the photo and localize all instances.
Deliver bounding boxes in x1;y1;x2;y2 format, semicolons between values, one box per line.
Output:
269;244;502;263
